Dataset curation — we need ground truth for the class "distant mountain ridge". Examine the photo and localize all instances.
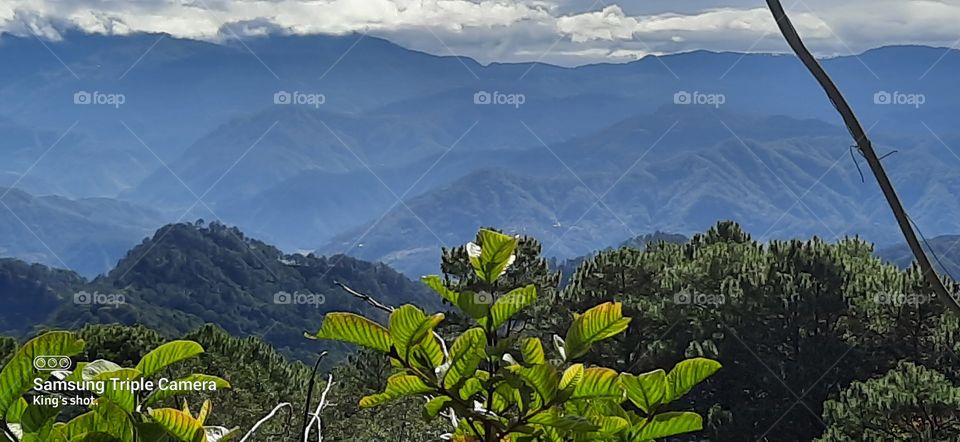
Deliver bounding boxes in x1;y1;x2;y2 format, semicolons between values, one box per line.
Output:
0;221;434;360
2;33;960;276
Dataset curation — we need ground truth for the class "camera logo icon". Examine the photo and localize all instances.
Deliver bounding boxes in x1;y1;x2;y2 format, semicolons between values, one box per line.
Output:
33;355;72;371
673;91;692;105
473;292;494;305
874;91;892;105
74;291;92;305
673;291;692;304
74;91;92;105
274;291;293;304
473;91;492;105
274;91;292;105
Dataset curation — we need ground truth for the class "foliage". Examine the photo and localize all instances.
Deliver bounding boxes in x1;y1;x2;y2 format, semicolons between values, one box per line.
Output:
0;330;236;442
309;229;721;441
816;361;960;441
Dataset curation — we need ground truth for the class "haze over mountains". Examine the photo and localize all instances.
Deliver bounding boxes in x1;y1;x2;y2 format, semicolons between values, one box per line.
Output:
1;30;959;277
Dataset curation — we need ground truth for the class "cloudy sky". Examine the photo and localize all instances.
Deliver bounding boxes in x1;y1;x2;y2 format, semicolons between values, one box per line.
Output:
2;0;959;66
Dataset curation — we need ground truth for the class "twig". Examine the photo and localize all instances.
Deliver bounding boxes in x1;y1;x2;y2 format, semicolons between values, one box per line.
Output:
335;281;395;313
301;351;329;442
304;374;335;442
765;0;960;314
240;402;292;442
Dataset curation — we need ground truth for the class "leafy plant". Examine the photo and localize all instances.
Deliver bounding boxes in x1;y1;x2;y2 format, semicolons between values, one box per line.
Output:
0;331;236;442
307;228;721;441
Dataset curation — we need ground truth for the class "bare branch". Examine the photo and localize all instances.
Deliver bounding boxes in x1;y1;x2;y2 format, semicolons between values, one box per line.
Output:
764;0;960;314
335;281;395;313
240;402;292;442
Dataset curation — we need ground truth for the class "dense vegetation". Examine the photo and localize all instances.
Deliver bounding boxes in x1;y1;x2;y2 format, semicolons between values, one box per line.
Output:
1;221;958;440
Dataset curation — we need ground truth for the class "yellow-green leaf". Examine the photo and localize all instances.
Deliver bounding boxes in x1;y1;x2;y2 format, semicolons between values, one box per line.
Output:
136;341;204;378
559;364;584;392
424;396;453;417
520;337;546;365
571;367;623;400
92;369;142;413
665;358;721;403
421;275;460;305
507;364;560;404
306;313;392;353
564;302;631;359
389;305;444;362
443;328;486;390
0;331;85;416
630;411;703;440
621;369;666;414
149;408;207;442
487;285;537;329
471;229;518;284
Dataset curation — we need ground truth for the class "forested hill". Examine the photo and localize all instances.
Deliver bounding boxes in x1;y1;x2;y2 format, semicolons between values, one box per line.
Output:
0;221;434;360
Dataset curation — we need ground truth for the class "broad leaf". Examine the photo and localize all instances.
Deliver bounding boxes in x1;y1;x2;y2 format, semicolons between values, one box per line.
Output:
559;364;584;392
0;331;85;416
665;358;721;403
442;328;486;390
360;374;433;408
421;275;460;305
149;408;206;442
470;229;518;284
424;396;453;417
507;364;559;404
487;285;537;329
389;305;443;362
564;302;631;359
630;412;703;440
621;369;667;414
306;313;392;353
520;337;546;365
571;367;623;400
93;369;142;413
136;341;204;378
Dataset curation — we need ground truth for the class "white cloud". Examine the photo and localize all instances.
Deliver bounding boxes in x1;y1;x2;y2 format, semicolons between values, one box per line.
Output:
0;0;958;65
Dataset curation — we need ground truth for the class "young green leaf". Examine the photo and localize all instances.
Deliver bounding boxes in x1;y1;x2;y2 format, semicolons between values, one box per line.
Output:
136;341;204;378
665;358;722;403
306;313;392;353
442;328;486;390
571;367;623;400
389;305;444;362
564;302;632;360
520;337;546;365
620;369;667;414
507;364;560;404
629;412;703;440
0;331;85;416
471;229;518;284
148;408;206;442
487;285;537;329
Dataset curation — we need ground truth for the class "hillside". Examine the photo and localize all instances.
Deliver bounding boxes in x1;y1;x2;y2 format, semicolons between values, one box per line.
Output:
877;235;960;278
0;221;434;361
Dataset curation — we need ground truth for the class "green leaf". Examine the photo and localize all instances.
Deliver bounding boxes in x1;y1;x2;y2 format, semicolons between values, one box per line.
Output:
421;275;460;305
0;331;85;416
306;313;392;353
630;412;703;440
559;364;584;392
80;361;123;381
49;401;134;442
564;302;631;360
5;398;27;423
520;337;546;365
459;377;485;401
443;328;486;390
136;341;204;378
488;285;537;329
470;229;518;284
389;305;444;362
621;369;667;414
665;358;721;403
527;413;598;432
571;367;623;400
148;408;206;442
507;364;560;404
424;396;453;417
360;374;433;409
143;375;232;406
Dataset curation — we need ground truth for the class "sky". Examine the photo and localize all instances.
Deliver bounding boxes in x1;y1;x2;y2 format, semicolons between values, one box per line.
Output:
1;0;959;66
